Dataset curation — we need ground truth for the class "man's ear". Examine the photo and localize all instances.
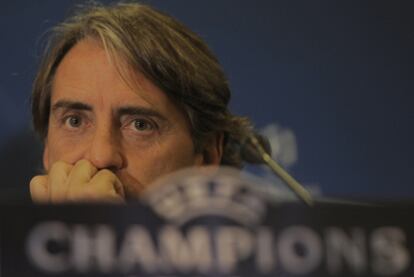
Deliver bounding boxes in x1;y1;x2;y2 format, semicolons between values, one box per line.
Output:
43;142;49;171
202;133;224;165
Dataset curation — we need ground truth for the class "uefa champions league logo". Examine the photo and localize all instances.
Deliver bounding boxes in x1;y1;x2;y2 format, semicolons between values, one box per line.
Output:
142;167;284;227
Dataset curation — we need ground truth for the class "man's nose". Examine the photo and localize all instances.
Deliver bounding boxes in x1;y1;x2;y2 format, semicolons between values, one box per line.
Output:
85;127;124;170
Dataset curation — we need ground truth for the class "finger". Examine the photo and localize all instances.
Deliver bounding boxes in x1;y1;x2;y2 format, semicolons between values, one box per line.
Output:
89;169;125;200
30;175;49;203
70;190;125;203
67;169;125;203
67;159;98;190
48;161;73;203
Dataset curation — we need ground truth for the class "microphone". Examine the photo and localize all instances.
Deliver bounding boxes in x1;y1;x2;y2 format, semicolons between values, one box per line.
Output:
241;133;314;206
240;133;272;164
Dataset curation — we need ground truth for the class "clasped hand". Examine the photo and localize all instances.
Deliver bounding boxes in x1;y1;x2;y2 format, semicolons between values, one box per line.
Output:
30;159;125;203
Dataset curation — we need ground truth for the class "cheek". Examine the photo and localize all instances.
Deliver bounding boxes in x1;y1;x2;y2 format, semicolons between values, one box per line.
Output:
45;131;88;167
124;135;198;183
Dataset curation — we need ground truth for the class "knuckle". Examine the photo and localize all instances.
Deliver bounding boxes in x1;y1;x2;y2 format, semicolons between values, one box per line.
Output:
30;176;49;203
30;175;48;191
75;160;97;177
50;161;72;175
50;161;66;171
97;169;116;180
30;175;44;186
75;159;91;168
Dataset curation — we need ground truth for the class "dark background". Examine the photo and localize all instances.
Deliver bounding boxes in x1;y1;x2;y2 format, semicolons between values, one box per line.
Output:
0;1;413;201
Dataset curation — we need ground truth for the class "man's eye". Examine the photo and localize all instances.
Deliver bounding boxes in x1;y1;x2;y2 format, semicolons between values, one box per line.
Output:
132;119;155;132
64;115;82;128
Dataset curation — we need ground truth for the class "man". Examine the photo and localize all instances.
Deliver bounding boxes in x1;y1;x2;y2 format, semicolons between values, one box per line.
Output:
29;2;252;203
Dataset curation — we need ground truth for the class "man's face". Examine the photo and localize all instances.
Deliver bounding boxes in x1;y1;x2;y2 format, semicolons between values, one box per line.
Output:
43;38;205;198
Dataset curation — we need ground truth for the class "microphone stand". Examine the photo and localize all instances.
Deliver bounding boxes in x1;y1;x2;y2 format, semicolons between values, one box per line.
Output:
247;134;314;206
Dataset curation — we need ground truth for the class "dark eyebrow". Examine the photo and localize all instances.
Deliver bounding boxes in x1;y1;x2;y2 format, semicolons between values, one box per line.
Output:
117;106;167;121
51;100;92;112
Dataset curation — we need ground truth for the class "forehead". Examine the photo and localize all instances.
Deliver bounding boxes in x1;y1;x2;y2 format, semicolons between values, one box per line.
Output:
51;38;178;114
